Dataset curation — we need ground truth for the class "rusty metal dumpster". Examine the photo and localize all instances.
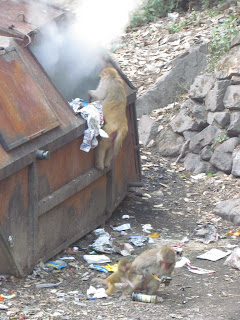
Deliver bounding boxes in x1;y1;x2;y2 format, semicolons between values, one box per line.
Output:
0;0;141;277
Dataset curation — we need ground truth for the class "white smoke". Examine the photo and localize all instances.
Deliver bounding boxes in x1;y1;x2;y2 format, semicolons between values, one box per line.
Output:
28;0;141;100
72;0;141;49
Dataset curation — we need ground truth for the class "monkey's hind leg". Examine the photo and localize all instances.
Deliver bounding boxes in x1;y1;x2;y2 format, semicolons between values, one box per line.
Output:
105;283;115;296
95;138;111;170
104;146;114;168
145;278;160;295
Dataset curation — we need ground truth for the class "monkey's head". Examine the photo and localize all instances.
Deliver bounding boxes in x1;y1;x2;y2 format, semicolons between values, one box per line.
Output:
100;67;119;79
157;246;176;270
118;258;131;272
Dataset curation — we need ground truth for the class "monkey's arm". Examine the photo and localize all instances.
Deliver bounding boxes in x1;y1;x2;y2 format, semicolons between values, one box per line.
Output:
88;80;108;102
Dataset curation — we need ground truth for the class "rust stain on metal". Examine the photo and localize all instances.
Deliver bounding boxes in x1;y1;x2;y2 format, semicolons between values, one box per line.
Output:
0;168;28;225
37;176;107;260
38;138;95;199
0;49;59;150
0;0;63;35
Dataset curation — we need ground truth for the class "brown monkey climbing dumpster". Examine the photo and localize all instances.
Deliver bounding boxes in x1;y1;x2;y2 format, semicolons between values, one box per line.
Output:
0;0;141;277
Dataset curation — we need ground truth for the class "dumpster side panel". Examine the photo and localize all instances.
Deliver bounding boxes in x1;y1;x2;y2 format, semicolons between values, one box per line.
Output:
0;168;29;276
36;175;107;262
37;137;94;200
114;104;139;198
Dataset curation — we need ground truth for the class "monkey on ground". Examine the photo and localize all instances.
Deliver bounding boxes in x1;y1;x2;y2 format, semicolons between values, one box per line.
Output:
122;246;176;296
92;258;133;295
88;67;128;170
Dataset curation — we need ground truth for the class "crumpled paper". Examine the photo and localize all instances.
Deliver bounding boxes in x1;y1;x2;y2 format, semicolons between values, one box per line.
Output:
80;101;108;152
175;257;215;274
224;247;240;270
194;224;219;244
87;285;108;299
68;99;108;152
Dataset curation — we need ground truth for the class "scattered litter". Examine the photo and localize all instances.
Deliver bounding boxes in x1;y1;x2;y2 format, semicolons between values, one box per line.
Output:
142;224;153;233
121;243;134;256
148;232;159;238
88;264;109;273
91;229;113;252
83;255;111;264
0;304;8;310
129;235;148;247
148;237;155;244
36;282;62;289
154;204;163;208
111;223;131;231
226;244;238;249
68;98;88;114
227;228;240;237
59;256;75;261
122;215;130;219
0;293;16;299
224;247;240;270
87;285;108;299
180;236;189;244
194;224;219;244
175;257;190;268
80;272;91;280
132;292;157;303
45;260;67;270
142;193;151;199
175;257;215;274
172;245;183;255
78;101;108;152
103;264;118;272
197;249;231;262
191;173;206;180
167;12;179;19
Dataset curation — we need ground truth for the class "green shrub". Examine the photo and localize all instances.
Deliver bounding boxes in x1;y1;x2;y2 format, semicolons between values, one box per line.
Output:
130;0;183;27
208;13;240;70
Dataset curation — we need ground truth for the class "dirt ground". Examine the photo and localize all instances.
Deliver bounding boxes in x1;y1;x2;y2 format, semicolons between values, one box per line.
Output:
1;146;240;320
1;1;240;319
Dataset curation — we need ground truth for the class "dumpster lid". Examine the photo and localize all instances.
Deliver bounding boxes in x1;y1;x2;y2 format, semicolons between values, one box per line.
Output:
0;47;60;151
0;0;64;37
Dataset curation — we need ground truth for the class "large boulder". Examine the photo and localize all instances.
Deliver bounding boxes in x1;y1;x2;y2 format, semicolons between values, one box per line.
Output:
184;153;217;174
210;137;240;173
227;112;240;135
155;128;184;157
170;99;207;134
232;148;240;177
213;197;240;225
205;80;230;111
215;45;240;79
189;73;215;102
138;115;158;146
207;112;230;128
136;44;208;116
189;125;225;153
223;85;240;110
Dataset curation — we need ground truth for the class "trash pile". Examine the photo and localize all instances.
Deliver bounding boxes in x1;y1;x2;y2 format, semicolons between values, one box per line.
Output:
69;98;108;152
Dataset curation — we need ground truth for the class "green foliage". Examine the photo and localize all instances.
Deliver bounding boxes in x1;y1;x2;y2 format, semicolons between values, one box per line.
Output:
208;13;240;71
211;135;230;150
206;173;216;177
168;20;186;33
202;0;222;10
130;0;183;27
130;0;222;27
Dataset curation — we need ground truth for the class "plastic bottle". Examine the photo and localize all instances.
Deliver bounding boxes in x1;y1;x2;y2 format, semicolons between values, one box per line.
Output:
131;292;157;303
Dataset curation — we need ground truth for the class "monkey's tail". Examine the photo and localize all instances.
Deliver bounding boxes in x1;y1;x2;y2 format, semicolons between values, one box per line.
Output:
92;277;108;286
112;127;128;159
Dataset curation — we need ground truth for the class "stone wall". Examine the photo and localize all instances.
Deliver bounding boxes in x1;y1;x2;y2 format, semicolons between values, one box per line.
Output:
166;35;240;176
